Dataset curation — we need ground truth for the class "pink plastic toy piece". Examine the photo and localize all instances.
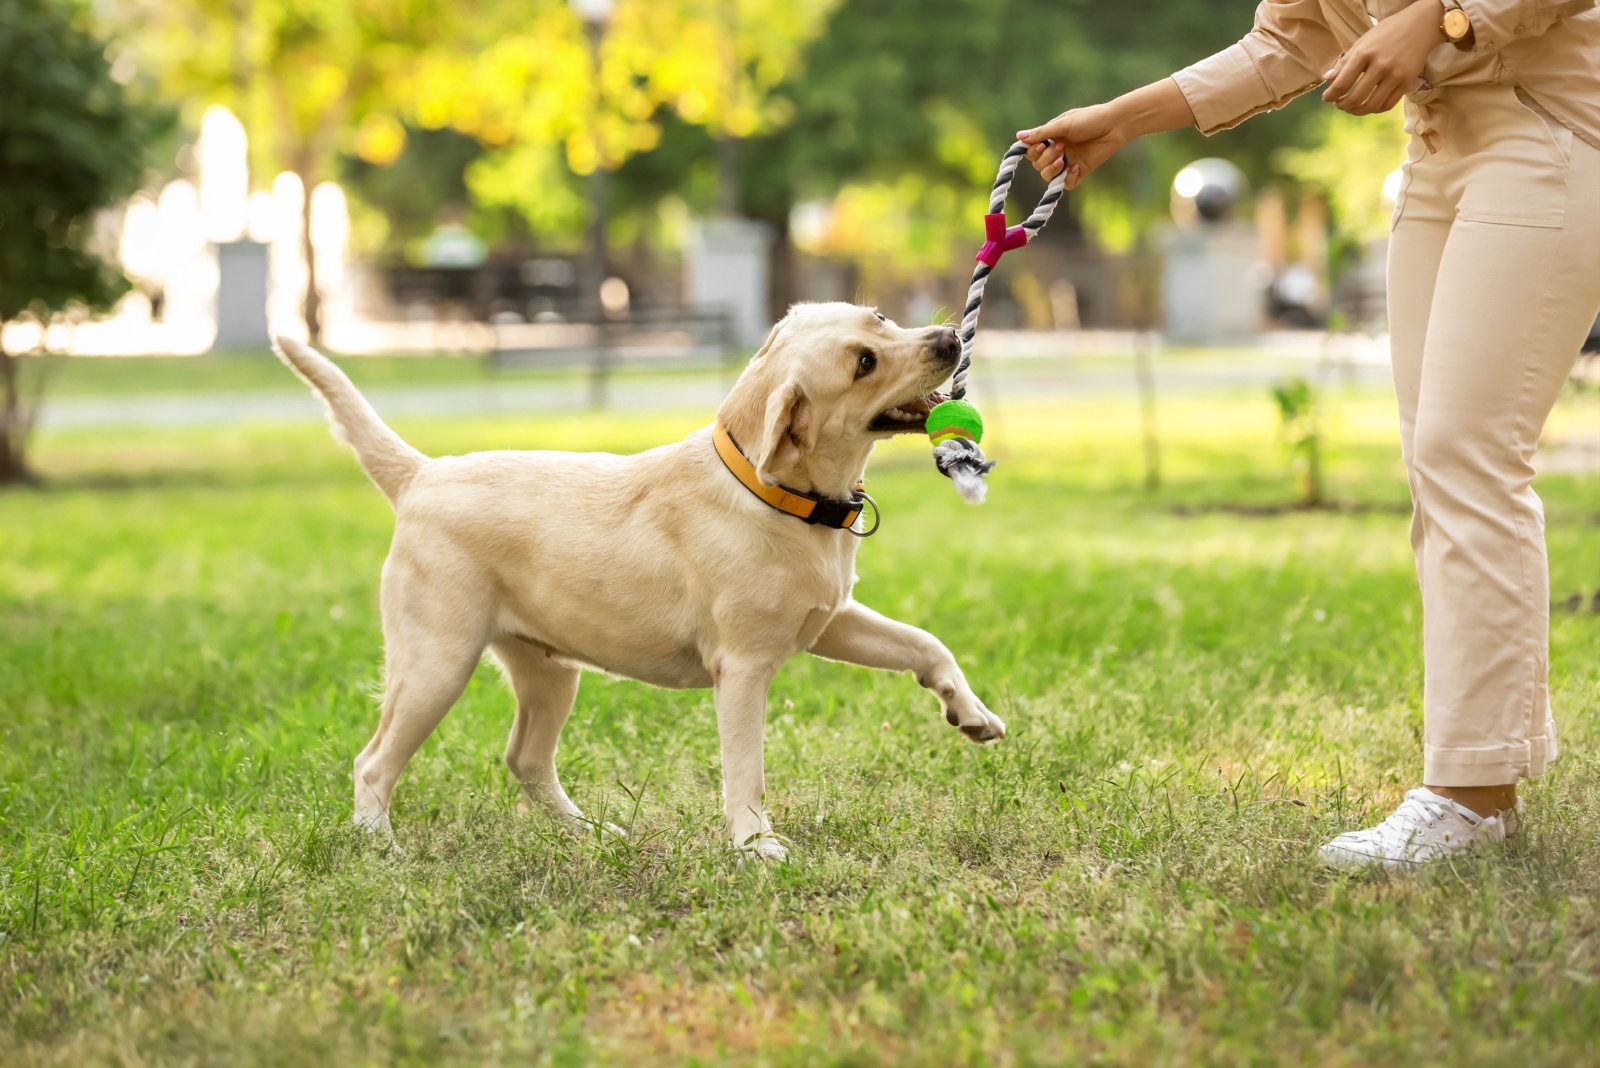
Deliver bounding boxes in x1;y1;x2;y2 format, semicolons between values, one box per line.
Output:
975;213;1028;266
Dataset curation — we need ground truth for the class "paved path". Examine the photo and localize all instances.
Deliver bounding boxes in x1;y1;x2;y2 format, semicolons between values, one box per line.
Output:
39;357;1396;432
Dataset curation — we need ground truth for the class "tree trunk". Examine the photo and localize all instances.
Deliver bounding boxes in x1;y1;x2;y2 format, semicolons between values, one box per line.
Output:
298;162;322;345
1130;235;1162;491
0;346;37;486
766;207;796;320
716;135;740;218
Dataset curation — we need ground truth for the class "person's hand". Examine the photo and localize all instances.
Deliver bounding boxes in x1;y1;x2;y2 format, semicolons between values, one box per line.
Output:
1323;0;1447;115
1016;104;1128;191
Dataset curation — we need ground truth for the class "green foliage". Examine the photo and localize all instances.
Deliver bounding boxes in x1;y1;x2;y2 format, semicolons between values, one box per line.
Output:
750;0;1326;276
1272;375;1324;508
123;0;473;336
466;141;589;249
0;0;167;484
1277;106;1409;244
340;126;485;261
0;0;166;324
4;383;1600;1060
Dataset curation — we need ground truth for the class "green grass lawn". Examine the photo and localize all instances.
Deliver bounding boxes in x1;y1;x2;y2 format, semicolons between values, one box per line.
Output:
2;383;1599;1065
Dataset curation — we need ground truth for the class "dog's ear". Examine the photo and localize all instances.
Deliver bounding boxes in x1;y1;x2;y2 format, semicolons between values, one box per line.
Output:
749;313;790;362
753;380;815;486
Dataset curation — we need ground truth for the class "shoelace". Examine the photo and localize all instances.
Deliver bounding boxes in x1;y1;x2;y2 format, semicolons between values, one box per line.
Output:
1364;790;1474;852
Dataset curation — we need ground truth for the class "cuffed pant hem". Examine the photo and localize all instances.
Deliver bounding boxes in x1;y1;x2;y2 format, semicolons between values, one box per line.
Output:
1423;734;1557;787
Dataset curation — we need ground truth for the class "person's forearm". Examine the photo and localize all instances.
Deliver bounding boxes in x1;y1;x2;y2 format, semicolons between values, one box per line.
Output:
1108;77;1199;140
1019;73;1200;187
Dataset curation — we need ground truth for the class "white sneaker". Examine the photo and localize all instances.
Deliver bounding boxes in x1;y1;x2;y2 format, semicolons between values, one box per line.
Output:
1319;788;1517;871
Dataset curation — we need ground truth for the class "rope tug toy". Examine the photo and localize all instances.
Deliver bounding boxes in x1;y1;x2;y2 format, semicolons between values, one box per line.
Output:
928;140;1067;504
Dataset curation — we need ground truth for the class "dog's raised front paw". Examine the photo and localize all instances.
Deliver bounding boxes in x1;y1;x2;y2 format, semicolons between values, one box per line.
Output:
943;695;1006;743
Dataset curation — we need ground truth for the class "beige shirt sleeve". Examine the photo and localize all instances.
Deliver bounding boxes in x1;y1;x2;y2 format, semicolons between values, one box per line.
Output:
1456;0;1596;51
1171;0;1344;134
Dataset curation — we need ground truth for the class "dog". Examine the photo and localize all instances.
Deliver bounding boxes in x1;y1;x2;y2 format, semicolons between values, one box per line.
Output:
274;302;1005;859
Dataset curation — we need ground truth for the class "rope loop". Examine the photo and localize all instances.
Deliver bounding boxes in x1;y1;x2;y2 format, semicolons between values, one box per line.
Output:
934;140;1067;501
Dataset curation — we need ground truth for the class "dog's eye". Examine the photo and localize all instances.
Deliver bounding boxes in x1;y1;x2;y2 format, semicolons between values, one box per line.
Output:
874;312;887;323
856;351;877;378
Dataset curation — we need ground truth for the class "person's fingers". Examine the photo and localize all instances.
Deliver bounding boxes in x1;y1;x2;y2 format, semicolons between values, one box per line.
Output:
1339;75;1379;113
1352;75;1402;115
1342;69;1390;113
1019;112;1084;146
1044;156;1065;180
1349;80;1390;114
1374;85;1407;114
1063;162;1087;191
1322;52;1366;101
1017;120;1061;145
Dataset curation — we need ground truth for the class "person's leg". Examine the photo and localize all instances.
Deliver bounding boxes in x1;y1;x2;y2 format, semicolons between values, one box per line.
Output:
1322;104;1600;870
1410;132;1600;805
1386;171;1452;599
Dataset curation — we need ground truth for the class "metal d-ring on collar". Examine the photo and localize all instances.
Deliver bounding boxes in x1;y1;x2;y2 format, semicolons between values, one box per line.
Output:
848;491;881;538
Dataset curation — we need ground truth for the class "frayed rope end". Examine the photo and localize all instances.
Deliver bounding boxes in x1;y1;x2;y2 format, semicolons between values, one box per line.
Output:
932;438;995;505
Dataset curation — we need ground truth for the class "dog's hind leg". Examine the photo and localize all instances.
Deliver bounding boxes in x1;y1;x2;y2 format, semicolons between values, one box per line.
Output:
353;577;487;837
489;638;590;828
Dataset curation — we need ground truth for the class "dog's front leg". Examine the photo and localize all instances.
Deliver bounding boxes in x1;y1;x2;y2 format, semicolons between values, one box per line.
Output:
713;656;786;859
809;601;1005;742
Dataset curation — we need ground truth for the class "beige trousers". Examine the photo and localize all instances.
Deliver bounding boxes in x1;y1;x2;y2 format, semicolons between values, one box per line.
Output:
1388;84;1600;787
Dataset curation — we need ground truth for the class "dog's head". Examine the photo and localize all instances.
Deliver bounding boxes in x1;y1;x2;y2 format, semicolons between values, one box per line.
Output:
716;302;960;495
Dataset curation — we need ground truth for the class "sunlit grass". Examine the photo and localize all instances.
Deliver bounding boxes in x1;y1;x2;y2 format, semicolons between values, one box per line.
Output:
2;382;1598;1065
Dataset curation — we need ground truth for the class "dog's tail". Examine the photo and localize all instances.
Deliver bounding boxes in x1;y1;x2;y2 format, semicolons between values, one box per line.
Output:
273;336;426;506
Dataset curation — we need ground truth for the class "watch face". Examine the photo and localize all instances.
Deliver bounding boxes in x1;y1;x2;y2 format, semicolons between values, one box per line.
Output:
1443;8;1471;39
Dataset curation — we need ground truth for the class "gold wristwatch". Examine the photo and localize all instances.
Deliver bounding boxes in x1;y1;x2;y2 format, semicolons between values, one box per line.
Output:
1441;0;1475;50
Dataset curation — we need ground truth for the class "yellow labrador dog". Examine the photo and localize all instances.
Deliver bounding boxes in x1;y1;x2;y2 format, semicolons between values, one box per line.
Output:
274;302;1004;859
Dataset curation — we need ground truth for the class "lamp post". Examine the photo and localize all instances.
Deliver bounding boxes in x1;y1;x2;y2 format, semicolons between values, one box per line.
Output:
570;0;614;318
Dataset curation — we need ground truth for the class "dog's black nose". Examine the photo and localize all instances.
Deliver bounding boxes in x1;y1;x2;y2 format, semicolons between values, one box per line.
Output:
932;326;959;363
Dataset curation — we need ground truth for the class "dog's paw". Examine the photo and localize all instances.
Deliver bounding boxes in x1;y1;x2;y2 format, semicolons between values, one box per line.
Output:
943;693;1007;743
547;810;628;842
735;834;790;862
353;809;394;837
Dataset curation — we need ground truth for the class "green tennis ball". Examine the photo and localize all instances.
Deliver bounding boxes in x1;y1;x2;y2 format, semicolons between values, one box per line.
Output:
927;399;984;446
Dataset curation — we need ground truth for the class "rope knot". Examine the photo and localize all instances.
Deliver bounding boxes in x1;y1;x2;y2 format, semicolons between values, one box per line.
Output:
933;438;995;504
975;213;1028;267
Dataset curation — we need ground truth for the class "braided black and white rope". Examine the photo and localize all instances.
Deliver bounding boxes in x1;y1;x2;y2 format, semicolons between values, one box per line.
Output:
933;140;1068;503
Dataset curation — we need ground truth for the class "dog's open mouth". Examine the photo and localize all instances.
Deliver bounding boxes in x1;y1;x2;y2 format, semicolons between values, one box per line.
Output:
868;389;947;434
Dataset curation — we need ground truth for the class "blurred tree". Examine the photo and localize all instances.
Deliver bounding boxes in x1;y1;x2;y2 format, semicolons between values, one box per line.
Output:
339;125;484;263
0;0;167;485
453;0;839;245
742;0;1324;294
124;0;464;342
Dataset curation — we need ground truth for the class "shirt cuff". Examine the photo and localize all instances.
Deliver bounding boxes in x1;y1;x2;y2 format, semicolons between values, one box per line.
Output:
1172;43;1275;136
